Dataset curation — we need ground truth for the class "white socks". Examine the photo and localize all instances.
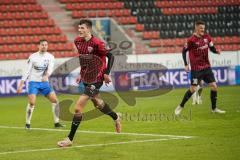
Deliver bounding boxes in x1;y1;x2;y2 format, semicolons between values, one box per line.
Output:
26;103;34;124
26;103;60;124
52;102;60;124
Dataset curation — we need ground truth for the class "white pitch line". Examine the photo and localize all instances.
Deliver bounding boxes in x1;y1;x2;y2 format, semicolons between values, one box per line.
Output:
0;125;194;138
0;137;189;155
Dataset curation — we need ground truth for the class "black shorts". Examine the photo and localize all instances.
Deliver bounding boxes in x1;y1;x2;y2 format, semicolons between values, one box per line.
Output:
83;82;103;97
190;68;215;85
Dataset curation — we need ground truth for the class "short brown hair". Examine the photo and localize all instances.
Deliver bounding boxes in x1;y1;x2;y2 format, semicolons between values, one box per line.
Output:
39;39;48;44
195;20;205;26
79;19;92;28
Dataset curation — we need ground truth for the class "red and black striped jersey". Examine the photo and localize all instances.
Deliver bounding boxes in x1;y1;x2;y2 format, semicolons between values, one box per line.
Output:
184;34;213;71
74;35;108;83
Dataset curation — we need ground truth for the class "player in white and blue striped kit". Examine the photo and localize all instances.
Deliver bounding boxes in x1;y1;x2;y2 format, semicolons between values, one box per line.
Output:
17;39;63;129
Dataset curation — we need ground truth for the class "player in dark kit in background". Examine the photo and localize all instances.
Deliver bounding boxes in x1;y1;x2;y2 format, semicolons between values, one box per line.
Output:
57;19;121;147
175;20;226;115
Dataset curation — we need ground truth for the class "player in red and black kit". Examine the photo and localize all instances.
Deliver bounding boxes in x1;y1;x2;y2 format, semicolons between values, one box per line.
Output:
175;20;226;115
57;19;121;147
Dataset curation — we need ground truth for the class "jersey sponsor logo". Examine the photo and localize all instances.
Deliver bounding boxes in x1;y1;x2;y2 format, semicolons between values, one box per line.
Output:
34;66;47;71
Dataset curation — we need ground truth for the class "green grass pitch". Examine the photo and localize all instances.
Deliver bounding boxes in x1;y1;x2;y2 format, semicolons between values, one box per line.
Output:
0;86;239;160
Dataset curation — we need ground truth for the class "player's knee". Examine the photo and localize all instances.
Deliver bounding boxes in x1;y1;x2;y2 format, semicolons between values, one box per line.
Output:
95;104;104;109
210;84;217;91
92;99;104;109
74;108;81;114
97;101;105;109
51;99;58;104
190;86;197;93
29;101;35;106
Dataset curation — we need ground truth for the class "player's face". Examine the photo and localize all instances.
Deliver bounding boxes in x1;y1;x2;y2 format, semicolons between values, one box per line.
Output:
78;24;90;38
38;41;48;52
196;24;205;36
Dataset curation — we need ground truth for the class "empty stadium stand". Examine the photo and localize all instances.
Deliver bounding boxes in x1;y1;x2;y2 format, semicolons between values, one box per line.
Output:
0;0;75;60
0;0;239;60
122;0;239;53
58;0;239;54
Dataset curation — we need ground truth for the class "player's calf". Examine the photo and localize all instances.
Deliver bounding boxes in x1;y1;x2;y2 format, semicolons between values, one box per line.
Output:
92;98;121;133
115;113;122;133
67;111;82;141
25;103;35;129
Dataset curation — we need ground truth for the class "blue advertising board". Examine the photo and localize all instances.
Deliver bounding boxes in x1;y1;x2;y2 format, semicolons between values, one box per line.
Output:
114;67;236;91
0;66;239;96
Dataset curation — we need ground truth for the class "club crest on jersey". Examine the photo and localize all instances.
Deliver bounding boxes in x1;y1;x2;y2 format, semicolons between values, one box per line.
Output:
87;46;93;53
204;38;208;43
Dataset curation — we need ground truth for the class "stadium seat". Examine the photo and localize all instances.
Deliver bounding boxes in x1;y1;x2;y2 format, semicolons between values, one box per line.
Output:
88;11;97;18
1;0;238;60
0;0;76;59
0;54;7;60
135;24;144;32
97;10;107;17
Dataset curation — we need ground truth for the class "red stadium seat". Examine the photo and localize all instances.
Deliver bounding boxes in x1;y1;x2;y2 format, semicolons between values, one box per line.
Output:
0;0;76;59
0;54;7;60
97;10;107;17
135;24;144;32
24;36;31;44
18;53;28;59
152;31;160;39
7;54;18;60
175;38;184;46
107;10;114;17
88;11;97;17
114;10;123;17
232;44;239;51
214;36;223;44
149;40;159;47
232;36;239;43
129;17;137;24
143;32;151;40
114;2;124;9
224;37;231;44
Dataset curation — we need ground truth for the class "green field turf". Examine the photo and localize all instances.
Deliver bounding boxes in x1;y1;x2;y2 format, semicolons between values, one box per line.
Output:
0;86;240;160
